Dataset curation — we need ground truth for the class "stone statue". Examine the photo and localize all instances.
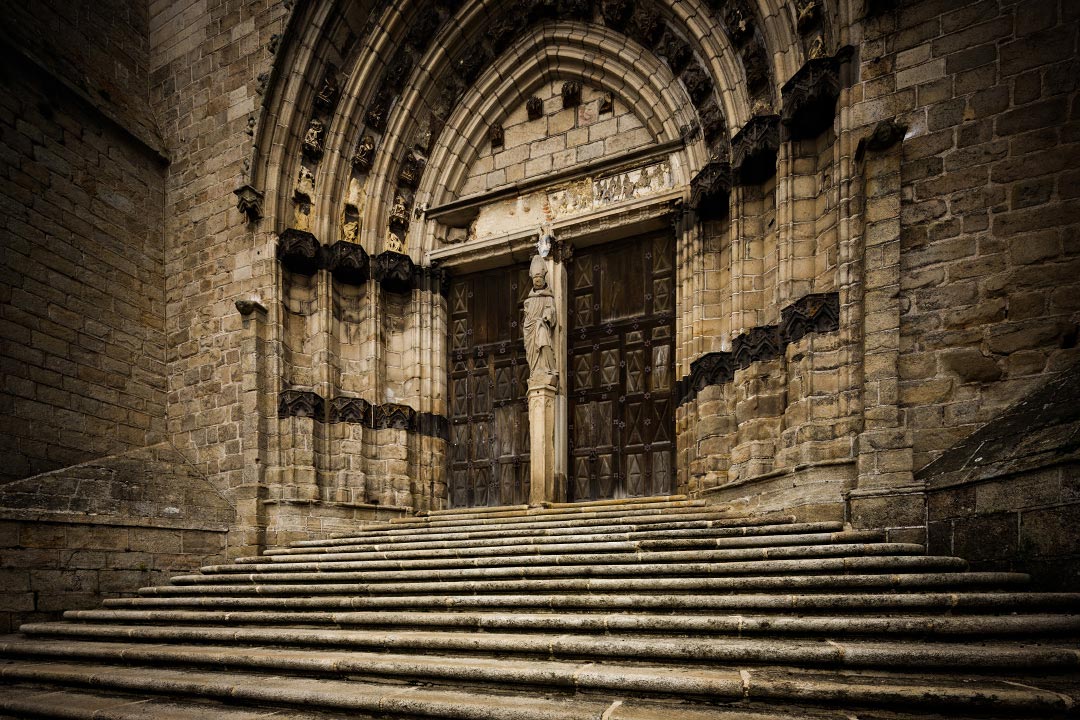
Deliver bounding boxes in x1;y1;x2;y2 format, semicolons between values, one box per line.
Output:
523;254;557;385
385;229;404;254
294;165;315;201
340;213;359;244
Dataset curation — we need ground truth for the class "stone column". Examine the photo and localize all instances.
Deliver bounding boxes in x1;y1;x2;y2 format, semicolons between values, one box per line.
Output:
528;381;557;505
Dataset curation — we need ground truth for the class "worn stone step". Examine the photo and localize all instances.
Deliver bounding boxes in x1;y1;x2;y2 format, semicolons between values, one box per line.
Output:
4;661;1060;719
134;570;1030;597
0;683;293;719
264;518;830;556
288;511;796;547
167;554;959;588
100;591;1080;615
376;504;733;531
208;541;920;578
13;625;1080;672
59;608;1080;637
244;530;884;565
405;497;707;524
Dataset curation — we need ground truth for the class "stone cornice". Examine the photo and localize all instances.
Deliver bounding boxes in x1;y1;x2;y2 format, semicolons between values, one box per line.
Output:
279;389;449;440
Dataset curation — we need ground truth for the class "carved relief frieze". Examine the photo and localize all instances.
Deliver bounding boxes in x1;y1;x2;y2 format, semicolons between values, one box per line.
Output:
326;241;369;286
277;229;322;275
731;114;780;185
561;81;582;109
329;396;372;424
732;325;782;370
689;157;732;220
375;403;417;431
547;160;674;220
781;55;841;140
375;251;416;294
780;292;840;344
527;96;544;121
278;389;325;420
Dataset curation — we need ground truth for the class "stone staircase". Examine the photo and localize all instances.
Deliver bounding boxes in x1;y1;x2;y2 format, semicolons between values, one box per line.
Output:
1;495;1078;719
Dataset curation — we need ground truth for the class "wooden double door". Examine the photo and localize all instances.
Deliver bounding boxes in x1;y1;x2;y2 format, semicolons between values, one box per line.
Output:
447;232;675;507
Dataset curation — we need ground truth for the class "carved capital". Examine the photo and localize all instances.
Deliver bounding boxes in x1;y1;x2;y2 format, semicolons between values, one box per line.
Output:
374;251;416;294
329;396;372;424
277;229;322;275
732;325;782;369
689;157;732;220
326;241;369;286
780;292;840;344
233;184;264;221
731;114;780;185
781;56;842;140
278;389;325;420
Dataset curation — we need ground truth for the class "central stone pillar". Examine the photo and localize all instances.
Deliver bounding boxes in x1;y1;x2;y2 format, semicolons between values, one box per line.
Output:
528;381;557;505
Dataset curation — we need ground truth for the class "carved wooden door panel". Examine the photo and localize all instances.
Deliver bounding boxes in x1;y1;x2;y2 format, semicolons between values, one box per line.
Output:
448;264;531;507
568;232;675;501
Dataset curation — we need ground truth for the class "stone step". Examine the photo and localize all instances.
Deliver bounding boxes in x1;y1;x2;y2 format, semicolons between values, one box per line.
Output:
244;530;884;565
13;625;1080;672
2;662;1052;719
167;553;959;587
410;497;705;523
134;570;1031;597
265;517;823;555
209;541;918;577
375;503;731;531
59;608;1080;637
0;683;295;719
100;590;1080;614
288;509;792;547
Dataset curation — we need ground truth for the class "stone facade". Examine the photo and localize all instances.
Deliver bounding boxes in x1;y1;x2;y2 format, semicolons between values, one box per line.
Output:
1;0;1078;602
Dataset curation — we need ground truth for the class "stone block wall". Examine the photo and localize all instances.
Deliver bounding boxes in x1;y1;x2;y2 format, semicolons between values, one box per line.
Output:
0;14;166;484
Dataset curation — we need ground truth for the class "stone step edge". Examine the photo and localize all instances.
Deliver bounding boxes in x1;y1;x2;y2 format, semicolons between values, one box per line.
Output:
273;516;812;552
5;662;1071;719
418;495;698;521
59;609;1080;637
209;541;925;576
361;505;738;533
100;590;1080;613
246;530;883;565
133;571;1032;597
15;625;1080;671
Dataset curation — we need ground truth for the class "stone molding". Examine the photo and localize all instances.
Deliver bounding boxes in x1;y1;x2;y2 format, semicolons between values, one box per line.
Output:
780;55;842;140
731;114;780;185
677;292;840;405
279;390;448;439
277;229;322;275
689;157;732;220
374;251;416;294
326;241;370;286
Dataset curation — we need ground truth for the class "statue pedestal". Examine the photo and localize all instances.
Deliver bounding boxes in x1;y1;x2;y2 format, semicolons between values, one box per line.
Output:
527;379;557;505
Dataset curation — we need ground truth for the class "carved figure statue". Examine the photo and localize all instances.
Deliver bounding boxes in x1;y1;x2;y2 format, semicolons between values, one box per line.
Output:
385;229;405;254
389;194;409;229
341;211;359;243
522;254;557;385
293;202;311;232
294;165;315;200
353;135;375;171
302;119;324;157
345;177;365;212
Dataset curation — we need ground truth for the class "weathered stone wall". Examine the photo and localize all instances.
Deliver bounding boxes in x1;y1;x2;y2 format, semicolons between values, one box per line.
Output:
0;7;167;483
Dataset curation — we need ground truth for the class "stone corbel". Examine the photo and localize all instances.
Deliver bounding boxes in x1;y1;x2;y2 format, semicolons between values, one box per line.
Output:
731;114;780;185
234;184;264;221
326;241;369;286
689;157;732;220
277;229;322;275
781;56;842;140
374;251;416;294
278;389;325;420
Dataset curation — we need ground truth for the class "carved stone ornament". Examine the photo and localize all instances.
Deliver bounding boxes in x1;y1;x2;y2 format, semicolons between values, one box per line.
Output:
698;99;727;146
681;62;714;108
561;0;592;20
326;241;369;286
234;297;267;315
329;395;372;424
294;165;315;201
375;403;416;431
657;29;692;75
780;292;840;345
681;351;735;404
457;43;487;85
601;0;633;29
724;0;755;44
233;184;264;221
732;325;782;370
741;39;771;95
489;123;505;149
527;96;544;121
278;389;325;420
314;66;340;112
385;49;415;88
389;195;410;230
689;158;733;221
626;3;663;47
599;92;614;114
352;135;375;172
418;265;451;297
375;250;416;294
863;118;907;154
795;0;820;29
561;81;582;109
731;114;780;185
302;119;325;160
366;89;393;132
781;56;841;140
277;229;322;275
398;151;424;190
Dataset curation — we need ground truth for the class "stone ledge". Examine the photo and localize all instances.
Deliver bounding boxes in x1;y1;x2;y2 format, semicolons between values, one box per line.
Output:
0;510;229;533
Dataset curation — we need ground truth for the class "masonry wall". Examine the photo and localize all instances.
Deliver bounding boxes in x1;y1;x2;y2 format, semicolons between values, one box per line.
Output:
0;8;167;483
